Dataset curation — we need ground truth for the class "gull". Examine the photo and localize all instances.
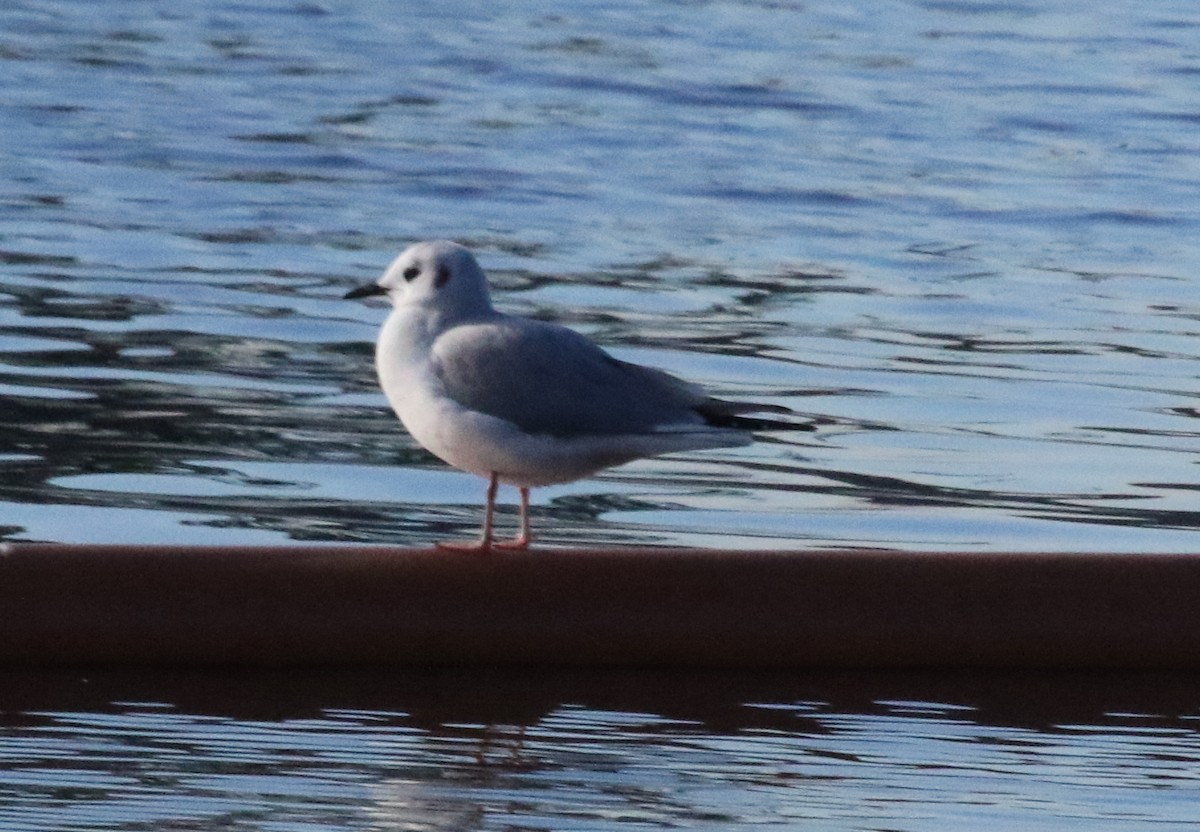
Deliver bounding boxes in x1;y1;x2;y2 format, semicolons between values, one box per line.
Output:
344;240;813;552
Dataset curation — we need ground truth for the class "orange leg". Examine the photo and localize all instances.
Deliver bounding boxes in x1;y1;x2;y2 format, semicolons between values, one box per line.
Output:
436;474;532;553
493;486;531;551
436;471;500;554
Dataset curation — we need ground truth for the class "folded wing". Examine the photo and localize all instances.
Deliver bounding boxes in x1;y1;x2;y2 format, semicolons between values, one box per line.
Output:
431;318;762;438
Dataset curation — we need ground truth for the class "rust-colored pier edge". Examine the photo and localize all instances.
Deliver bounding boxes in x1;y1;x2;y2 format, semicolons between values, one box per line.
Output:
2;544;1199;669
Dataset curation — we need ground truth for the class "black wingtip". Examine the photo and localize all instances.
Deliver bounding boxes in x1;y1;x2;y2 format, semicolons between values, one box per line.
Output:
719;414;818;432
695;400;819;432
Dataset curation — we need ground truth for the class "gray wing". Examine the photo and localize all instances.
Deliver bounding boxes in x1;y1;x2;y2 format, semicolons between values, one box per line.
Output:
430;317;712;438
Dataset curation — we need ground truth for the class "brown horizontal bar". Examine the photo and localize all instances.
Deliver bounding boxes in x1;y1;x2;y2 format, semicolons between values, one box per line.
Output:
1;544;1198;669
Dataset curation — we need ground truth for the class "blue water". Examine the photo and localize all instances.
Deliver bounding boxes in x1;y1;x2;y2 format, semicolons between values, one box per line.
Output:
2;670;1200;832
2;0;1200;826
1;0;1197;551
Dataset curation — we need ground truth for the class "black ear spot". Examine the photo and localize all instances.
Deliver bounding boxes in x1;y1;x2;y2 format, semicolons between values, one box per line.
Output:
435;265;451;288
402;265;420;282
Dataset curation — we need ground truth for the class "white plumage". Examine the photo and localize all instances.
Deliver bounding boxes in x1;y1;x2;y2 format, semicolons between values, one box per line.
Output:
345;240;809;552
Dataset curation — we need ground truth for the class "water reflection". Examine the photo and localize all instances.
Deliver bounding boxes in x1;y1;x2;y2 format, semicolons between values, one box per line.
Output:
2;669;1199;830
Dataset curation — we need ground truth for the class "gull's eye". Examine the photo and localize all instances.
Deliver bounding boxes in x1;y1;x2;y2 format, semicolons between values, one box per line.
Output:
435;265;451;287
403;265;420;282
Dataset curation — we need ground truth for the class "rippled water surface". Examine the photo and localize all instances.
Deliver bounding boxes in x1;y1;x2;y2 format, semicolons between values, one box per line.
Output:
3;670;1200;831
1;0;1197;550
2;1;1200;826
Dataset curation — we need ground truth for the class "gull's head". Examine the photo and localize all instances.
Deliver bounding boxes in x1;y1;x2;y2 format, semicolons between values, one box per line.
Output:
344;240;493;319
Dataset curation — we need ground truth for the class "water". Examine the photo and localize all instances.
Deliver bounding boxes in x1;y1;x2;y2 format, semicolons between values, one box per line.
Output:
1;0;1197;551
2;670;1200;831
3;0;1200;826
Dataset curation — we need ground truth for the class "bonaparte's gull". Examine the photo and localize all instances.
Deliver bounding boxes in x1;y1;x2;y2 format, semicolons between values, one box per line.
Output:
345;240;813;552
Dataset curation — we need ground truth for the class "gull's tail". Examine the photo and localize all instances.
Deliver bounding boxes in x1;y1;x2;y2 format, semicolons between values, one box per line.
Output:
695;400;818;433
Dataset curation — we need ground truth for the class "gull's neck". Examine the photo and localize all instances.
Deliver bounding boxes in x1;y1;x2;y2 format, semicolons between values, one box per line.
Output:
384;300;498;352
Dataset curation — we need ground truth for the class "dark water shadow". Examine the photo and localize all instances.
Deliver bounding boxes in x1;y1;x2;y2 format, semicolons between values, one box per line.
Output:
3;667;1198;737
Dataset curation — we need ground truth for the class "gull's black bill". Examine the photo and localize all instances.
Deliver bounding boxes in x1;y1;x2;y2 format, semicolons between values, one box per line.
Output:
344;283;387;300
